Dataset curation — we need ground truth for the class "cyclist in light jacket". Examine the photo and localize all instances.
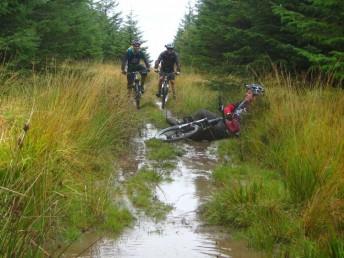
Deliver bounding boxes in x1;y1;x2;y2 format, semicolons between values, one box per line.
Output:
121;39;150;94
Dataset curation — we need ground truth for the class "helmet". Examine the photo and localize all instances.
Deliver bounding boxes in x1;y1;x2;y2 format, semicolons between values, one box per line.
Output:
245;83;265;96
132;39;141;47
165;43;174;49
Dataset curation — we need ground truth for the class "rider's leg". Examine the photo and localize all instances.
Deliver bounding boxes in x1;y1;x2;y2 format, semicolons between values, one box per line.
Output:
137;65;147;93
156;77;163;97
190;109;227;141
191;109;218;120
166;116;180;126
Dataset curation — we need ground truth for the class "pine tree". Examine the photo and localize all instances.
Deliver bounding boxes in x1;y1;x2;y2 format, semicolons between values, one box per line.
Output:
34;0;104;61
174;2;196;66
92;0;124;61
273;0;344;79
121;11;151;62
0;0;44;66
175;0;344;80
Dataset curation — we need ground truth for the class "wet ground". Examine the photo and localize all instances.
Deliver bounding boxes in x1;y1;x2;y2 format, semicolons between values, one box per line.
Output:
63;123;262;258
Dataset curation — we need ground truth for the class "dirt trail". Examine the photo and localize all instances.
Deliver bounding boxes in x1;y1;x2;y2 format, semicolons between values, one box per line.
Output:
64;122;261;258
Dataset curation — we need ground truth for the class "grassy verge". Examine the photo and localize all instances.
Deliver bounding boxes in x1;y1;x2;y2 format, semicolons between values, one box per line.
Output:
163;70;344;257
124;138;184;220
125;168;172;220
0;63;140;256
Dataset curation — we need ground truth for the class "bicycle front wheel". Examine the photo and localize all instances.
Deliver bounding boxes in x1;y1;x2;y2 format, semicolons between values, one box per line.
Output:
161;83;168;109
156;124;199;142
134;82;141;109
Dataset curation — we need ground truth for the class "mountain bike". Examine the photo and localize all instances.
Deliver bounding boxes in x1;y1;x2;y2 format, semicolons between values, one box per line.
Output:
156;116;225;142
128;71;144;109
156;71;178;109
156;99;248;142
155;83;265;142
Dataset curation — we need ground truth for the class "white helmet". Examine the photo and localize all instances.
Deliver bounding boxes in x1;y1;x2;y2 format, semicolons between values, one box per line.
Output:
245;83;265;96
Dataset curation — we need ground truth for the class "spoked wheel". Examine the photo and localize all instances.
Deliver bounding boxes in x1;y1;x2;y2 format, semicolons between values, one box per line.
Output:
156;124;200;142
161;83;168;109
134;82;141;109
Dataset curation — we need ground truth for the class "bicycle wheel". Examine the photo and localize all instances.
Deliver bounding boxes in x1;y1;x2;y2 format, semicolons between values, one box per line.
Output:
161;83;168;109
156;124;200;142
134;82;141;109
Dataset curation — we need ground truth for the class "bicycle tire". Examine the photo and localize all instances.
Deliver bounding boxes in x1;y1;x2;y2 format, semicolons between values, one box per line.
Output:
161;82;168;109
134;82;141;109
156;124;200;142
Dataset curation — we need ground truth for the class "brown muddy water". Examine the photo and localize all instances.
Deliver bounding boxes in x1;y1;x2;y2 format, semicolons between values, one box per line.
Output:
63;123;262;258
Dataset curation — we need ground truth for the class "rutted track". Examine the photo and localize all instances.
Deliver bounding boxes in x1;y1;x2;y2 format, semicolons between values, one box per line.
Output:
65;121;261;258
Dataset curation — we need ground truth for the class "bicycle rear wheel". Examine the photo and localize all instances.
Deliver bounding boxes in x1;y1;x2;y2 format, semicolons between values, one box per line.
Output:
156;124;199;142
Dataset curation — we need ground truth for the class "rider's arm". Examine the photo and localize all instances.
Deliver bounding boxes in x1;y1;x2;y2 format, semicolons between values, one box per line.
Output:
223;103;236;119
223;103;240;134
154;52;163;69
138;52;149;70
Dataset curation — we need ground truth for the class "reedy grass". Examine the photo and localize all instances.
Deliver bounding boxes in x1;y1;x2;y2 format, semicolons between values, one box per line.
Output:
211;72;344;256
125;167;172;220
166;71;218;116
169;69;343;256
0;63;139;257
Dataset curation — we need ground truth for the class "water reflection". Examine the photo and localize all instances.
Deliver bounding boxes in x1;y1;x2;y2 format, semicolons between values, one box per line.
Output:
72;124;261;258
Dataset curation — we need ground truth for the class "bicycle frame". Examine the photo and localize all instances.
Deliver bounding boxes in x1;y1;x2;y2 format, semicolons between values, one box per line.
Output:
128;71;142;109
159;72;175;109
181;117;223;130
156;116;224;142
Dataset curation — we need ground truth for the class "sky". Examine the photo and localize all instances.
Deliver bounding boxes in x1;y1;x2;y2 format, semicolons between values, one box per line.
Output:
117;0;196;60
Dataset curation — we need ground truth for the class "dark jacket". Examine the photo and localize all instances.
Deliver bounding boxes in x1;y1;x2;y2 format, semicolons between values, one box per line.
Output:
154;50;181;73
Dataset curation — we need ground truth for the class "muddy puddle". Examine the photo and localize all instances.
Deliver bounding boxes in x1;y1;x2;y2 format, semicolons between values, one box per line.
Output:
64;123;262;258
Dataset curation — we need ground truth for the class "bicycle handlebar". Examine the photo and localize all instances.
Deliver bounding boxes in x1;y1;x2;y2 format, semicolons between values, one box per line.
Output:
154;70;179;75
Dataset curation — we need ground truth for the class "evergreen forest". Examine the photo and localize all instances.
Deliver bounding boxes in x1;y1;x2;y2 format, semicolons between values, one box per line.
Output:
0;0;148;68
175;0;344;81
0;0;343;257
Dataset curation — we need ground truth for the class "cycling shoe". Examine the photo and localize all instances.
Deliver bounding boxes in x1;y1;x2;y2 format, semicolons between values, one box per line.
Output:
166;117;181;126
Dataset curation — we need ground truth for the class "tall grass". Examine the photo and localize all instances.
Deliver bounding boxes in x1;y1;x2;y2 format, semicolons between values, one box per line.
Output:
214;71;344;256
165;71;218;116
171;69;343;256
0;63;138;257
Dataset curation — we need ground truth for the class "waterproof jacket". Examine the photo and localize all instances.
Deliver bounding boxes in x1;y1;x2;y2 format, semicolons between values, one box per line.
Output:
154;50;181;73
121;47;150;72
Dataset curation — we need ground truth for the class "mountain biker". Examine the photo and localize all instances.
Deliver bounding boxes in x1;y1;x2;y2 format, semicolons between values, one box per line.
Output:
154;43;181;99
166;84;265;141
121;39;150;94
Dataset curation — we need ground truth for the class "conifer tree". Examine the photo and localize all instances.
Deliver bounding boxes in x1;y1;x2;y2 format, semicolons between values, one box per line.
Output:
174;2;196;65
93;0;124;61
0;0;43;65
121;11;151;62
273;0;344;79
176;0;344;80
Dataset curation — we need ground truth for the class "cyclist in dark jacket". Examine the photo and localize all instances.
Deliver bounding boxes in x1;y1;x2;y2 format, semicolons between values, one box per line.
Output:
166;84;264;141
121;40;150;94
154;43;181;99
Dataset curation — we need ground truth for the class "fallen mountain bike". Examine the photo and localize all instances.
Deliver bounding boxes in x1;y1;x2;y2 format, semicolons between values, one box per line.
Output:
155;116;225;142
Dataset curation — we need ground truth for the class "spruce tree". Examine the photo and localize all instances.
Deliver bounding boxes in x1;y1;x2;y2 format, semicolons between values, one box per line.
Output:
121;11;151;62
